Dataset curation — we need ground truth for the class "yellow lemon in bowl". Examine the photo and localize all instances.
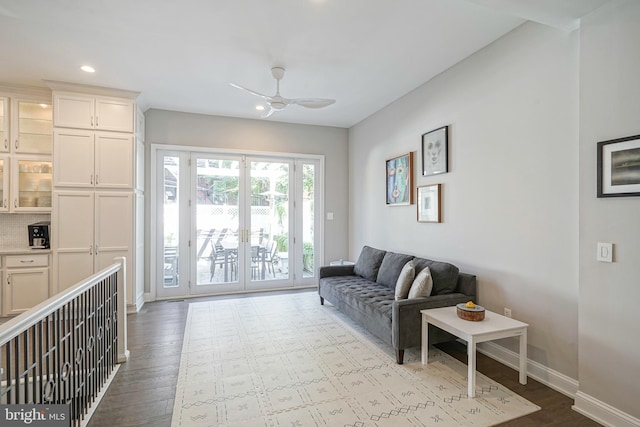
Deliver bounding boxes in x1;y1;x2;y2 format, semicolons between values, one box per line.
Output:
465;301;476;309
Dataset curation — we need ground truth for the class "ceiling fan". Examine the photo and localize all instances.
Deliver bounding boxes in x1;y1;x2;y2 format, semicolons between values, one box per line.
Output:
230;67;336;118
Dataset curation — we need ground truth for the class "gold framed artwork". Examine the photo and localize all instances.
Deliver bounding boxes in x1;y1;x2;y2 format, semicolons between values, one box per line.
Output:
386;152;414;206
417;184;441;222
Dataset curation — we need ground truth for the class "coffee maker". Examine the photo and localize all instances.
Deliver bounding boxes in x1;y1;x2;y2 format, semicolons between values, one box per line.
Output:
28;221;50;249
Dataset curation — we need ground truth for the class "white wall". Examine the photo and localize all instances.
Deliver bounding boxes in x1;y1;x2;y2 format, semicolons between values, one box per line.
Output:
577;1;640;421
144;109;350;293
349;22;580;378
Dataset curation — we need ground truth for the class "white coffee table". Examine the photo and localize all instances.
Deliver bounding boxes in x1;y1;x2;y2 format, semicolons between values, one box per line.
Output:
421;306;528;398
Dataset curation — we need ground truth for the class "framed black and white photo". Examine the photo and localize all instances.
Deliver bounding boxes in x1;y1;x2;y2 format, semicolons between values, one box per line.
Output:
421;126;448;176
597;134;640;197
417;184;441;222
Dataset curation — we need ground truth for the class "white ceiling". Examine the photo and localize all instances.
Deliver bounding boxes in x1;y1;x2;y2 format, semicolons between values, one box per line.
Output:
0;0;609;128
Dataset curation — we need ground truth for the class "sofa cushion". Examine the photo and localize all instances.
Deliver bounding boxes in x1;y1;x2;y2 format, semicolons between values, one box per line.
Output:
377;251;415;290
413;258;460;295
394;260;415;300
354;246;387;282
408;266;434;299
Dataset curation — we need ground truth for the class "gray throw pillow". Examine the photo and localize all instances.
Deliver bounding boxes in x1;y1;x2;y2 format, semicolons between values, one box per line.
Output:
394;260;415;300
377;251;414;290
353;246;386;282
413;258;459;295
408;266;433;299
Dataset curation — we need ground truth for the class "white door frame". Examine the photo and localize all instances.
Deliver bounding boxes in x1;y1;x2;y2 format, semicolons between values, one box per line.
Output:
149;144;324;301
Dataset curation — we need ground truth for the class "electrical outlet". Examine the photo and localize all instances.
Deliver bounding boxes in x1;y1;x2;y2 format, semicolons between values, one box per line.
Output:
504;308;512;318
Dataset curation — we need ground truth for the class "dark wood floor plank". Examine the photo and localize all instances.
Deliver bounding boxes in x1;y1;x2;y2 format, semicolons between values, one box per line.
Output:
87;289;601;426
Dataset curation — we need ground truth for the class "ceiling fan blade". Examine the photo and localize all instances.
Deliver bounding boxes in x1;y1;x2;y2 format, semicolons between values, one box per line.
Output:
230;83;271;100
261;107;276;118
290;98;336;109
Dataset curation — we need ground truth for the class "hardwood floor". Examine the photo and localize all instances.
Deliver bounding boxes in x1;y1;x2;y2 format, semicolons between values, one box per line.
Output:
86;289;600;426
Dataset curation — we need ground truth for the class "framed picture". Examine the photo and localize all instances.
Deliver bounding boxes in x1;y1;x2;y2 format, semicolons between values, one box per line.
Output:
597;134;640;197
422;125;448;176
417;184;441;222
386;152;414;206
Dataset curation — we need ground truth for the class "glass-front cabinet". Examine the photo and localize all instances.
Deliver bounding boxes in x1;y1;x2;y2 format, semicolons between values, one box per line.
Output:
0;156;7;211
11;157;52;212
0;97;8;152
12;100;53;154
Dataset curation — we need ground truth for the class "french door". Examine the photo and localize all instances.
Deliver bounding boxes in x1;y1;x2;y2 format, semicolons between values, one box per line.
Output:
155;149;321;298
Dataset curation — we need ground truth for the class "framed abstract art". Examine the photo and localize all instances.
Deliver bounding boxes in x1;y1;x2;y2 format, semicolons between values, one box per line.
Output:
386;152;414;206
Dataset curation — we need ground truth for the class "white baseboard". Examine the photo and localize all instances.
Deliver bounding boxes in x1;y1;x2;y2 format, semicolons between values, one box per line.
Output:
476;341;578;398
477;342;640;426
126;295;145;313
573;391;640;427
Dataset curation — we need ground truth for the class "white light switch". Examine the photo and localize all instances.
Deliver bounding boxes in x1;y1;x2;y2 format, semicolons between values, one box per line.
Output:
327;212;334;220
597;242;613;263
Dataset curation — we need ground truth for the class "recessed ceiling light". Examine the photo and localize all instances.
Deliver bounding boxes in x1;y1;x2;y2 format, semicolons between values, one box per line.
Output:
39;104;49;108
255;105;265;111
81;65;95;73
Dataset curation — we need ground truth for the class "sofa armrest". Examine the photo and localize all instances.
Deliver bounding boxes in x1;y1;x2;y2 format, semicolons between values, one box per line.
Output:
391;293;472;349
319;265;355;279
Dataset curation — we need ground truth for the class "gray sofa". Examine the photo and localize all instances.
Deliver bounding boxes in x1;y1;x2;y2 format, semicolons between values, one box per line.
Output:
318;246;476;364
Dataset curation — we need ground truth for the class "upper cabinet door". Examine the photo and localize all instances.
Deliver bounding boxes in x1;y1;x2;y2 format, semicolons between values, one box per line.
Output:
54;93;95;129
53;93;133;132
95;132;133;189
53;128;94;188
95;98;134;132
0;156;8;211
0;97;8;153
12;99;53;154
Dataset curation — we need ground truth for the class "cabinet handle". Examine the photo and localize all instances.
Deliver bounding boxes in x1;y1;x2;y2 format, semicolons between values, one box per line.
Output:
7;275;10;285
90;174;94;185
95;174;99;185
15;139;19;149
89;246;93;255
3;139;7;150
96;116;99;127
95;245;98;254
14;198;17;208
20;260;35;264
91;116;94;127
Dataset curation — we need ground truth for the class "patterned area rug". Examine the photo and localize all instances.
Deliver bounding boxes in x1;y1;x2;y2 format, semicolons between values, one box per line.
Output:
171;292;540;426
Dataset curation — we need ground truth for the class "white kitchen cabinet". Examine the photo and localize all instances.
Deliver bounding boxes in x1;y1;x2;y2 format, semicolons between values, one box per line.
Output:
53;129;133;189
53;93;133;132
52;191;132;293
11;99;53;154
0;96;8;153
2;254;50;316
10;156;52;212
0;156;7;211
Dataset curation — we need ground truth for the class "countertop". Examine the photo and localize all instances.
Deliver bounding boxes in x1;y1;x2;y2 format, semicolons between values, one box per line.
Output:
0;247;52;255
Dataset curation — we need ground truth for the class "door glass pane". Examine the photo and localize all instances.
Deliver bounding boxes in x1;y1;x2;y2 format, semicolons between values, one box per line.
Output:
163;156;180;288
16;159;52;208
195;158;240;285
17;101;53;153
250;160;289;282
0;159;4;206
302;163;315;278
